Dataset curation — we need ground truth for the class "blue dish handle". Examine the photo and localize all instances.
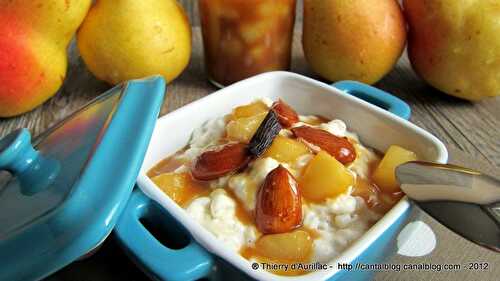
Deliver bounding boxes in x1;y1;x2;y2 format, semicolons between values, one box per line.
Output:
0;128;60;195
332;81;411;120
114;189;214;281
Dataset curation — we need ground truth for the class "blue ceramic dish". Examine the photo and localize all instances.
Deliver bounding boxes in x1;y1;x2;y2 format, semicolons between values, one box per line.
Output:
115;72;447;281
0;76;166;281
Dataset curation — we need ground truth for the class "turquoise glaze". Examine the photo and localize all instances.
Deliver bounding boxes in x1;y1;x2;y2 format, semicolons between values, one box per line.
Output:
0;128;60;195
117;190;414;281
0;76;166;281
114;80;412;281
115;190;214;281
333;81;412;120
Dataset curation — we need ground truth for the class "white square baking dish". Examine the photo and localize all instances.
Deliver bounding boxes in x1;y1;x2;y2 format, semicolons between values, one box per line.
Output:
116;71;448;281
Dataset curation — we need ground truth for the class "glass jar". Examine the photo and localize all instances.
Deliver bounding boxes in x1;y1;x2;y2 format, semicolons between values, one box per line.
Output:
199;0;296;87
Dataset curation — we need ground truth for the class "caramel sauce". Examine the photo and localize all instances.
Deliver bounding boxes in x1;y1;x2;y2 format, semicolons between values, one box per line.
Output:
199;0;296;86
147;108;407;277
353;177;380;207
148;151;213;207
147;149;189;177
179;177;212;208
302;115;330;126
352;156;403;214
149;151;314;277
239;246;256;261
151;172;211;208
148;149;257;220
225;189;255;226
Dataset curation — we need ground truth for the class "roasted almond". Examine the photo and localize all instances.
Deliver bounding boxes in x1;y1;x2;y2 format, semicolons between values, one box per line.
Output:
291;126;356;164
255;165;302;234
191;143;251;181
271;99;299;128
248;110;282;157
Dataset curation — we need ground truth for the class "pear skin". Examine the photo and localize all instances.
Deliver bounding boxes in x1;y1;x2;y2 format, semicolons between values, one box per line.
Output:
302;0;407;84
0;0;92;117
404;0;500;101
77;0;192;85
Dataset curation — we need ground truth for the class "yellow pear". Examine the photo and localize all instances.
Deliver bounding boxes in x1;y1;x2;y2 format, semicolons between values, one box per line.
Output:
302;0;407;84
77;0;191;84
404;0;500;101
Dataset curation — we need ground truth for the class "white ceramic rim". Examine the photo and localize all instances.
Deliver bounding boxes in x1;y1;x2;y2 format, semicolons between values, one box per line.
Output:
137;71;448;281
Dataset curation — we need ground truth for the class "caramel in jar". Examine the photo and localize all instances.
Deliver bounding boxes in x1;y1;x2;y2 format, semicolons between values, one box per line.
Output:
199;0;296;87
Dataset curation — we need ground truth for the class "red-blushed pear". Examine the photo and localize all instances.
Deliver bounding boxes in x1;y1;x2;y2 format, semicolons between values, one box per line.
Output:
0;0;92;117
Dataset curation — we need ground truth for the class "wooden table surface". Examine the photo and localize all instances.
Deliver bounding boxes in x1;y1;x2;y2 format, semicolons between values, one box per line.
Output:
1;2;499;280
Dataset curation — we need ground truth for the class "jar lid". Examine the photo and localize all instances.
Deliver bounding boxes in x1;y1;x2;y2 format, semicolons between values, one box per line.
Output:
0;76;165;281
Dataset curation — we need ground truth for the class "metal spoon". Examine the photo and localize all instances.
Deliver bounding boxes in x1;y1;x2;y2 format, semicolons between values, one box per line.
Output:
396;159;500;252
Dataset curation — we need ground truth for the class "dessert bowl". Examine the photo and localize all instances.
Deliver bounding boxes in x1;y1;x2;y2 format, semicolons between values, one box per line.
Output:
115;71;448;281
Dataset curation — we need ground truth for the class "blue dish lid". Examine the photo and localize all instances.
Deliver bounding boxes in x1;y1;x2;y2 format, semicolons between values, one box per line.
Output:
0;76;166;281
